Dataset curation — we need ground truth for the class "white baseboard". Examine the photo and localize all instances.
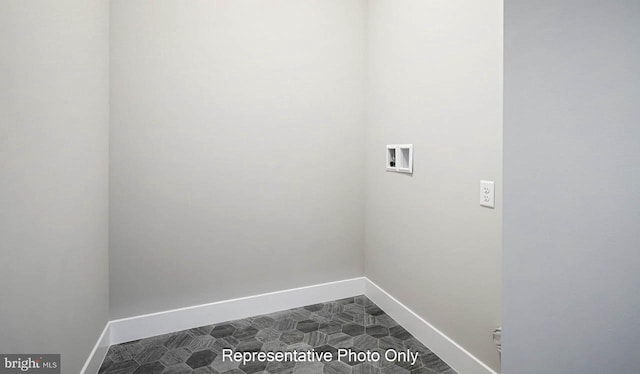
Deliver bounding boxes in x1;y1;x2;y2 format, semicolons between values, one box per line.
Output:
82;277;495;374
79;323;110;374
109;277;366;345
365;278;498;374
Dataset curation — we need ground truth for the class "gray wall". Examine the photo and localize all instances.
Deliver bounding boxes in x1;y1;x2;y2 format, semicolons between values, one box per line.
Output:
503;1;640;373
364;0;502;371
109;0;366;319
0;1;110;373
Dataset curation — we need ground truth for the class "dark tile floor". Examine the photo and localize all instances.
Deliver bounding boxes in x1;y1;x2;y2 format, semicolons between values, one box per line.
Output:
98;296;456;374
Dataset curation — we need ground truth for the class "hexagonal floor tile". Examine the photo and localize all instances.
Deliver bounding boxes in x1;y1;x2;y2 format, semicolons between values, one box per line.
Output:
343;303;365;315
188;335;218;351
293;361;324;374
252;316;275;329
352;335;377;351
108;342;144;363
321;302;344;315
185;350;217;369
233;326;260;341
209;352;241;372
353;363;380;374
303;303;324;312
324;360;351;374
393;356;423;372
308;312;332;324
236;339;264;353
135;345;168;365
296;320;319;333
303;331;328;347
354;296;373;306
273;318;297;332
211;338;235;354
389;326;411;340
261;340;287;353
163;332;194;350
239;360;268;374
211;324;237;338
286;342;313;352
314;344;338;358
365;325;389;338
373;314;398;328
354;313;377;326
318;322;342;335
378;336;403;351
327;332;352;349
365;305;384;317
342;323;364;337
380;364;409;374
192;367;219;374
160;363;191;374
265;360;296;374
229;318;252;328
280;330;304;345
100;359;137;374
190;325;214;336
256;327;281;343
159;347;191;367
289;309;313;321
333;313;355;324
132;361;165;374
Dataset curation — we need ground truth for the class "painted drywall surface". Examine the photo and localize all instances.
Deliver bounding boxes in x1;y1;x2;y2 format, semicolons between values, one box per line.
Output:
109;0;366;319
503;1;640;373
0;1;110;372
364;0;503;371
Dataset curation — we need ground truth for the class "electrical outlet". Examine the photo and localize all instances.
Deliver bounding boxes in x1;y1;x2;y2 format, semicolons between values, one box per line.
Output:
480;180;495;208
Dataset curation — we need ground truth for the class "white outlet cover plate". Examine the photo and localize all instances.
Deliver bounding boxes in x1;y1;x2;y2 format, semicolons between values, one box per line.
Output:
480;180;495;208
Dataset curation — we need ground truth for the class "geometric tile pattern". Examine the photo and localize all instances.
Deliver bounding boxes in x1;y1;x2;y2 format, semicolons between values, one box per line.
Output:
98;296;457;374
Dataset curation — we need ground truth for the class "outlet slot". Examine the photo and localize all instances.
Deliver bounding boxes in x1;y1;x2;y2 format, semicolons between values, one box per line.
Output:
398;146;412;173
400;148;410;168
387;146;397;171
